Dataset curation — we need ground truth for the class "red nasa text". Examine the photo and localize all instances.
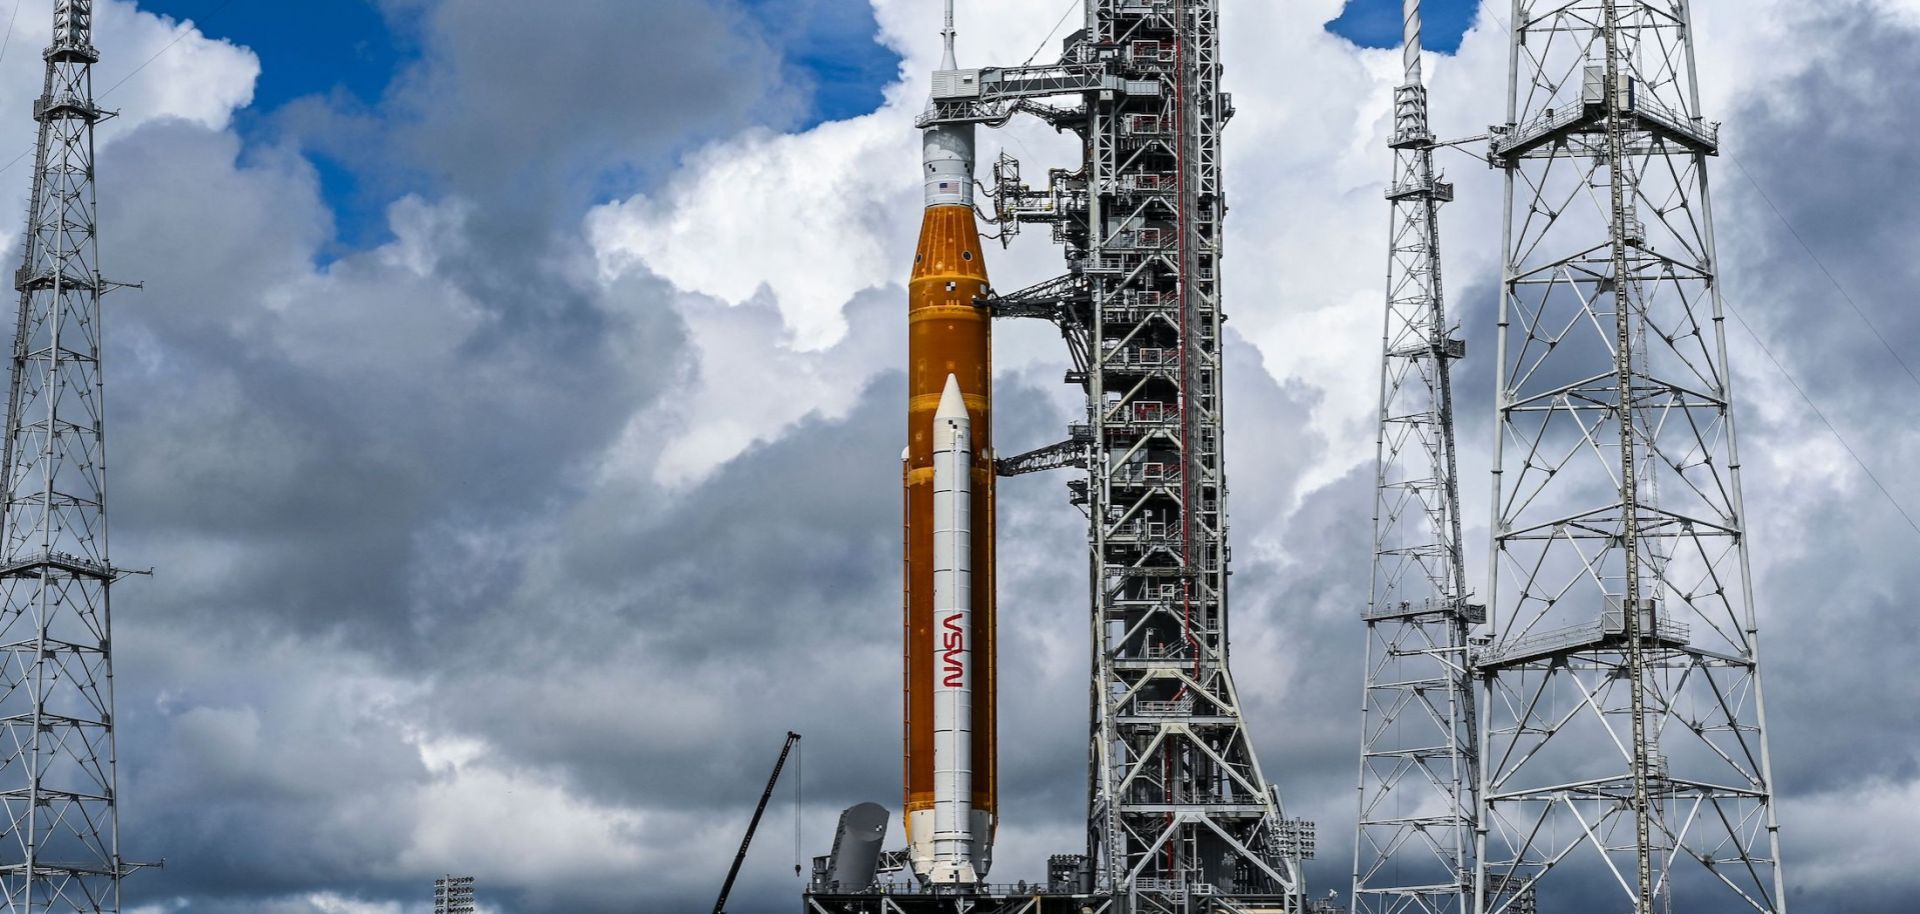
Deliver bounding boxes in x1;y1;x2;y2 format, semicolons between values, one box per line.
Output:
941;613;966;688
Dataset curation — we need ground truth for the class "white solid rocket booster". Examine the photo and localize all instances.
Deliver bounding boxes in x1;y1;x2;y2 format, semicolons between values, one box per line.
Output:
928;373;978;885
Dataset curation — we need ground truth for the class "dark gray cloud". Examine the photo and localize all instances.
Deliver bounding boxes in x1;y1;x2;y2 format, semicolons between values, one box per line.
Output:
1711;9;1920;803
93;117;694;909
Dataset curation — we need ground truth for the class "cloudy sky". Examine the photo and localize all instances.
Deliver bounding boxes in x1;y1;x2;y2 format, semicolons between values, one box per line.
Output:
7;0;1916;911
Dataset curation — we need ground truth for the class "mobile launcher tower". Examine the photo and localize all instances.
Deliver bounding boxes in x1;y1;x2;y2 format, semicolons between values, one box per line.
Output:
803;2;1314;913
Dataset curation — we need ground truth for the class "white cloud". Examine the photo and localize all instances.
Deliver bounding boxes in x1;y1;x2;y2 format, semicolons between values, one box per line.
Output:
588;117;909;352
306;895;409;914
396;735;653;891
95;1;260;132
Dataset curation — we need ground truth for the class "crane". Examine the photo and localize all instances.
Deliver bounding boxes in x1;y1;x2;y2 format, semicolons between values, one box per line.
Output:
712;731;801;914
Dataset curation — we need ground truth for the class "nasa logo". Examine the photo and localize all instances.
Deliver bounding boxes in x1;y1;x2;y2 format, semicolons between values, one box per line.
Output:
940;613;966;687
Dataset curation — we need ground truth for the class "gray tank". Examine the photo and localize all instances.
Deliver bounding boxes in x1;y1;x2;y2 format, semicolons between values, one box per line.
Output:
821;802;889;892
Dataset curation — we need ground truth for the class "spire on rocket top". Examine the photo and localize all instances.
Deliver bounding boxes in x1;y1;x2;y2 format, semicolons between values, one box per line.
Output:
939;0;958;70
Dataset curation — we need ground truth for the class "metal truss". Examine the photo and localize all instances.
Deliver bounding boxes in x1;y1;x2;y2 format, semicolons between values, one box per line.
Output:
997;433;1089;479
954;2;1310;910
1477;2;1785;912
0;3;134;912
1352;4;1481;914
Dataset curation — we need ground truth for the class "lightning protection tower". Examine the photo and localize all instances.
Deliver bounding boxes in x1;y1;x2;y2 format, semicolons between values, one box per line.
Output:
1351;3;1480;913
1478;1;1786;911
0;2;133;912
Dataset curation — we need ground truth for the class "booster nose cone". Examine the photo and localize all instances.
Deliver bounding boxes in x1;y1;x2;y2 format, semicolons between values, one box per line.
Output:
935;374;968;424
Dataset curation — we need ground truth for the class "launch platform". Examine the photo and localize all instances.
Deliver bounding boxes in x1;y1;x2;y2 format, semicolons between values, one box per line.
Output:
803;848;1298;914
803;888;1297;914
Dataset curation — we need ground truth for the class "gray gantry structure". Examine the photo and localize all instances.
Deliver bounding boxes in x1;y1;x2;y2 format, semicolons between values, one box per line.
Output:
0;1;133;911
1477;1;1785;911
969;1;1312;911
1350;3;1481;914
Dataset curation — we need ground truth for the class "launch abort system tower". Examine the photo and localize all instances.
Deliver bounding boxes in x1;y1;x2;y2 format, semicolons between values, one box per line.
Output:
1477;1;1787;911
0;1;135;911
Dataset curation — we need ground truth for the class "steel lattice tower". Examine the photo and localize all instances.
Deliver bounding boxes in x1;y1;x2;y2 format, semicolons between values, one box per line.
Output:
1476;1;1785;911
0;2;129;911
1351;3;1480;913
943;1;1311;910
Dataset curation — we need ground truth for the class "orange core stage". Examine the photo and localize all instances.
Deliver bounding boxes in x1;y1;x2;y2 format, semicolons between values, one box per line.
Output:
903;200;996;881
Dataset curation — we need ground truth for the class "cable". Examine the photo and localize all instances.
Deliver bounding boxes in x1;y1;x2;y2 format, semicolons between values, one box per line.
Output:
1720;152;1920;538
1724;301;1920;539
0;1;23;67
1728;153;1920;396
1022;0;1078;67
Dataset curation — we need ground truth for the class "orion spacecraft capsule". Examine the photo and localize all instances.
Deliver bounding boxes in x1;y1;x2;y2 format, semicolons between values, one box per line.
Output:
903;0;995;886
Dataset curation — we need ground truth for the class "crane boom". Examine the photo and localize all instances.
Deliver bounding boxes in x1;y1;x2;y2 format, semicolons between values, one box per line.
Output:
713;731;801;914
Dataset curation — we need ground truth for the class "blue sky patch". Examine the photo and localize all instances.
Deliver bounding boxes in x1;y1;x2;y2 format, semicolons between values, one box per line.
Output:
130;0;900;252
139;0;405;111
1326;0;1478;52
741;0;900;127
135;0;408;252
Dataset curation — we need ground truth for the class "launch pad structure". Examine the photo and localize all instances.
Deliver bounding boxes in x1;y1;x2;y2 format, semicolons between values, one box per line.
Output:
809;1;1313;913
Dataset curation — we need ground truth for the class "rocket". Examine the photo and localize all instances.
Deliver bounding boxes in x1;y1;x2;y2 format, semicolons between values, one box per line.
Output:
904;0;995;887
